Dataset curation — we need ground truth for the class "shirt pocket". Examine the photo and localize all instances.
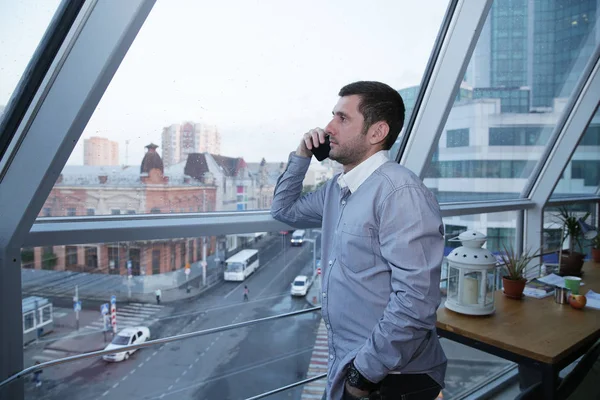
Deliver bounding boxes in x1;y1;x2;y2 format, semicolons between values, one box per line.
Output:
339;224;375;273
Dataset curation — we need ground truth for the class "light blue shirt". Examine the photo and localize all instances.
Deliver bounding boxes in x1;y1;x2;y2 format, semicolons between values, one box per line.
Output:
271;152;447;400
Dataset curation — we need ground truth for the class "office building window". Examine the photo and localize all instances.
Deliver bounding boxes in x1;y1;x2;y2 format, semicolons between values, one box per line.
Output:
446;129;469;148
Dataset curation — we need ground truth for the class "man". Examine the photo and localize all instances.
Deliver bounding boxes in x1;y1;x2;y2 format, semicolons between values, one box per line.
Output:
271;81;446;400
155;288;162;305
243;285;249;302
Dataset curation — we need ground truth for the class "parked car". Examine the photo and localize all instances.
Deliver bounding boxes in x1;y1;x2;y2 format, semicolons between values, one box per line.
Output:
102;326;150;362
290;275;312;296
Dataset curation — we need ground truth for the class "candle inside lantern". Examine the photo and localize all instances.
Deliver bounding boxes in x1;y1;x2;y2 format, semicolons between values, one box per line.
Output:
462;276;479;305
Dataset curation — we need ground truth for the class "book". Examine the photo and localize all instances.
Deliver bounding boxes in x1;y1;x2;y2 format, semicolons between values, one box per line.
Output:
523;278;556;299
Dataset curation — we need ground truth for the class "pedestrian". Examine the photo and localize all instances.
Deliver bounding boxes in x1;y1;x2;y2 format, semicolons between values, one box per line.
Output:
155;288;161;305
243;285;249;302
32;361;42;387
271;81;446;400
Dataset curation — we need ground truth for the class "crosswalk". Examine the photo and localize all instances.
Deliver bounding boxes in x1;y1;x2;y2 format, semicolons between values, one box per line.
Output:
301;320;444;400
87;302;164;331
301;320;328;400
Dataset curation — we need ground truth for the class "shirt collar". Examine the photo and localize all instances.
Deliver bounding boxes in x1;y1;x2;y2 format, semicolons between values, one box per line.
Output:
337;150;389;193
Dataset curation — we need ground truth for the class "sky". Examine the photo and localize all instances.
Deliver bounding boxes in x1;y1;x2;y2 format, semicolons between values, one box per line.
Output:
0;0;448;165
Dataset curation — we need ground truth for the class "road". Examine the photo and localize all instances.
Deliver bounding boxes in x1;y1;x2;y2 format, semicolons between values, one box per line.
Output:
19;232;513;400
23;234;321;400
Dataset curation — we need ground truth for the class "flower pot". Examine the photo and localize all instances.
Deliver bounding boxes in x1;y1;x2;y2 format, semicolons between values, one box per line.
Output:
592;248;600;263
502;277;526;299
559;251;585;277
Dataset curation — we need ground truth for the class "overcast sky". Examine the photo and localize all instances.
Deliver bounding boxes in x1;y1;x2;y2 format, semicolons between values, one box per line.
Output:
1;0;447;165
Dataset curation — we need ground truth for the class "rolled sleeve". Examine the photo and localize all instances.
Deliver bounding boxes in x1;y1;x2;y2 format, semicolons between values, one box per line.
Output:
270;153;326;227
353;185;444;383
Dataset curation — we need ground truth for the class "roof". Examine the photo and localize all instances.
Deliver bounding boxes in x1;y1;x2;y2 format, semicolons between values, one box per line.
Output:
59;165;206;187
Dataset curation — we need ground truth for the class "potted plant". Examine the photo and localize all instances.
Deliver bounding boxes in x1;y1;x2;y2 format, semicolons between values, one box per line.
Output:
555;207;591;276
498;245;540;299
592;235;600;263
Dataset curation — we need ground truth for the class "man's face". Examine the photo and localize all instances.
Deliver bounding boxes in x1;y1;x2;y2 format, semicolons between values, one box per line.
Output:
324;95;371;170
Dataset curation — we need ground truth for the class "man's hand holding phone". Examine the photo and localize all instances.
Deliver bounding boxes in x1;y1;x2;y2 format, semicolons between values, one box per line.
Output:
296;128;331;161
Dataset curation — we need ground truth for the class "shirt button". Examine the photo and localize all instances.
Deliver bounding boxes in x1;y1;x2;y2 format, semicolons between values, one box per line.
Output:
328;260;333;266
330;354;334;360
326;323;330;329
323;292;327;298
341;200;346;205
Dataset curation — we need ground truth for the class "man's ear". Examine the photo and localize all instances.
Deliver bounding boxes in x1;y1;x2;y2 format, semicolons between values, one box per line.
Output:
369;121;389;146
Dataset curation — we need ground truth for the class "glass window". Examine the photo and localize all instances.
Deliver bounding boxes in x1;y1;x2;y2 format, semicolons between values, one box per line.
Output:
34;0;448;216
41;305;52;323
0;1;61;125
440;212;517;397
551;107;600;197
425;1;600;202
23;311;35;332
446;128;469;148
152;249;161;275
66;246;78;267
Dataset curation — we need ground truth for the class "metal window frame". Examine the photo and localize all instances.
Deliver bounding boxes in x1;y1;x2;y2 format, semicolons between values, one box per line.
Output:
524;44;600;253
400;0;494;178
0;2;156;399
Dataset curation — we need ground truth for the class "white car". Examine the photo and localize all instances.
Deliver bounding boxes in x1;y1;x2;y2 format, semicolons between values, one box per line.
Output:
102;326;150;362
290;275;312;296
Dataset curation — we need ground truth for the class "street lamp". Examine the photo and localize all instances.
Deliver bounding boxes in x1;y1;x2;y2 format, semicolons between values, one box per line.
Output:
303;235;321;278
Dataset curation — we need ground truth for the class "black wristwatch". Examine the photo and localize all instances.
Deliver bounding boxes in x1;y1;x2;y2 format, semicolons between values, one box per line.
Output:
346;362;378;392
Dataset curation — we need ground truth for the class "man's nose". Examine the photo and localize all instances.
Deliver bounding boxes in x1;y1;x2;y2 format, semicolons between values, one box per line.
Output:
324;121;335;136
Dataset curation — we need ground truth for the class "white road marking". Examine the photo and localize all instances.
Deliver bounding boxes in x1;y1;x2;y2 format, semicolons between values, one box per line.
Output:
146;356;151;362
182;370;187;376
175;377;180;383
102;391;110;397
121;375;128;382
130;368;136;374
139;362;144;367
168;385;173;390
112;382;119;389
153;351;158;356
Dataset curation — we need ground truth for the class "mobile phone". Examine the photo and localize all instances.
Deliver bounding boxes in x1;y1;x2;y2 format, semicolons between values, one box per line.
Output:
310;136;331;161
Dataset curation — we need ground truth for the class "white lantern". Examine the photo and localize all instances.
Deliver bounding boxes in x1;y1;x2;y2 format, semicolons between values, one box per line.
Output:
445;230;498;316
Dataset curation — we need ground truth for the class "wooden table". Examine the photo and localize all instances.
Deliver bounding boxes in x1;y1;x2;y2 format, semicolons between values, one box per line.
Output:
436;261;600;399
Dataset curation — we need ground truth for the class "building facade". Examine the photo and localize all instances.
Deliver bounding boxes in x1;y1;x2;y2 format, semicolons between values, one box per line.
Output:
83;136;119;166
161;121;221;167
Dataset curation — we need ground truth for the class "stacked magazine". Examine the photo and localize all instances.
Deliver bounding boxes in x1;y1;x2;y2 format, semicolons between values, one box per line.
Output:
523;278;556;299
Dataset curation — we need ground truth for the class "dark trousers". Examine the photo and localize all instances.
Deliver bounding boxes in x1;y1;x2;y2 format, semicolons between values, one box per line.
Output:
156;295;160;305
343;373;441;400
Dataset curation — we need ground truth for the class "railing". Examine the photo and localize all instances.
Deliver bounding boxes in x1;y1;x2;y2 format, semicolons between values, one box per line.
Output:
0;306;323;395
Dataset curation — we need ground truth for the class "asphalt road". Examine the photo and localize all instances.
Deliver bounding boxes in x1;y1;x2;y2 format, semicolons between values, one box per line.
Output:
24;234;321;400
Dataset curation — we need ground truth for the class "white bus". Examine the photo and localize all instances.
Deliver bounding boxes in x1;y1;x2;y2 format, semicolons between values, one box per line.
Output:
224;249;260;281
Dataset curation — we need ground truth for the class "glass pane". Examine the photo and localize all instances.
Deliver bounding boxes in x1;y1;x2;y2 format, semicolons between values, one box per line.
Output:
441;211;516;398
542;203;598;270
0;1;61;122
551;106;600;198
422;0;600;202
20;229;325;398
44;0;448;216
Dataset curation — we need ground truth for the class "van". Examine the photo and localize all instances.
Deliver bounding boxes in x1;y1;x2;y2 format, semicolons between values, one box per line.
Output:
290;230;306;246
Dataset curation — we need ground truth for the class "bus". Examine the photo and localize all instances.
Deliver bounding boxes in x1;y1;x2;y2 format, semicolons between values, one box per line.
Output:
224;249;260;281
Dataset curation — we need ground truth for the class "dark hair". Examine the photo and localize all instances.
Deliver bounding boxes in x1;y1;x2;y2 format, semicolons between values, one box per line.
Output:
338;81;405;150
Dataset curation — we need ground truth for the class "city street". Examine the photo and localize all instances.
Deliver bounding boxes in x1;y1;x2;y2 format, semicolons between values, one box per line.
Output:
23;234;321;400
20;233;512;400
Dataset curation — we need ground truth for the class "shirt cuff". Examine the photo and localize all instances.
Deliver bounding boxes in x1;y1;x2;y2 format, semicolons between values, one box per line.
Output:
286;151;311;174
353;350;386;384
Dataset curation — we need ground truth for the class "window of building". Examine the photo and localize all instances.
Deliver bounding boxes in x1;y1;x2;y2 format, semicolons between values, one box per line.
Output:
43;207;52;217
85;247;98;268
86;208;95;216
66;246;78;266
152;249;161;275
66;208;77;216
23;311;35;332
111;209;121;215
42;246;57;270
108;246;120;275
446;129;469;148
486;227;516;254
150;208;161;213
127;210;136;214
